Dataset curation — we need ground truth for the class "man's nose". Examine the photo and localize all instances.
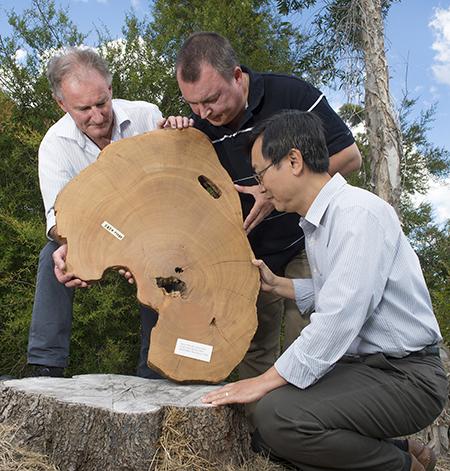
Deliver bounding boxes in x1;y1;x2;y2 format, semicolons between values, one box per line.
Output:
198;104;211;120
90;107;103;123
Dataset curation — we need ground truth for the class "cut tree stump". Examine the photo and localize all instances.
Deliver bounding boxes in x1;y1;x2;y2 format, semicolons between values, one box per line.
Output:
0;374;251;471
54;128;259;383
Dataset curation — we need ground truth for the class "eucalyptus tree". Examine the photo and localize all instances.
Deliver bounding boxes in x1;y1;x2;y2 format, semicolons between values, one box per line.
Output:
277;0;403;213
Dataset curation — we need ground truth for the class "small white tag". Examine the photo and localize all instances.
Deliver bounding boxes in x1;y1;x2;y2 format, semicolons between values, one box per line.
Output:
174;338;213;363
101;221;125;240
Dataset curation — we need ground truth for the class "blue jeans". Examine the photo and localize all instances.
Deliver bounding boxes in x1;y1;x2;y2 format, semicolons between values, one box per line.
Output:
27;241;161;378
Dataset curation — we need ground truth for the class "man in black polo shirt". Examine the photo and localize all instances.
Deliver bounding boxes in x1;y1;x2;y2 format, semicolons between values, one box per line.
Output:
175;32;362;381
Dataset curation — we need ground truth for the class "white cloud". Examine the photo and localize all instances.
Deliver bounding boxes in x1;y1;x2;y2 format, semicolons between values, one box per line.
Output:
350;122;365;137
97;0;108;3
131;0;140;8
414;177;450;226
427;178;450;224
430;7;450;86
14;48;27;64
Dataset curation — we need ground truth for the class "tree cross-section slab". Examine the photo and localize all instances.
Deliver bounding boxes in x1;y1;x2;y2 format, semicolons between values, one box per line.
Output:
0;374;251;471
54;128;259;383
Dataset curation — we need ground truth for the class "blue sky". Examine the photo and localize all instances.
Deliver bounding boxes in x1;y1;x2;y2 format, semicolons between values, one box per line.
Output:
1;0;449;222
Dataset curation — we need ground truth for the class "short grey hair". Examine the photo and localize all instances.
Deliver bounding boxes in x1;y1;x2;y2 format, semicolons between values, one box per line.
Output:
46;47;112;99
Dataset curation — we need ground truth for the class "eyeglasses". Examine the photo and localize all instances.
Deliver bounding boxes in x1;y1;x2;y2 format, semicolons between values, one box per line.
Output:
253;162;274;185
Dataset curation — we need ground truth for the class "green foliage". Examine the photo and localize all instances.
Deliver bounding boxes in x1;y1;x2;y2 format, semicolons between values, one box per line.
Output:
0;93;43;220
97;12;171;107
402;206;450;342
399;98;449;195
69;272;141;376
0;214;46;375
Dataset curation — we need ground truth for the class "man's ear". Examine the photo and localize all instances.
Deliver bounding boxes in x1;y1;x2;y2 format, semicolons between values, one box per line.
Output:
289;148;303;176
55;95;67;114
233;66;243;83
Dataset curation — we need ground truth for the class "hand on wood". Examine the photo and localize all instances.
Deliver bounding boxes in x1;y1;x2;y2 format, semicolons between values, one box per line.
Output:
158;116;194;129
234;184;274;234
118;269;134;284
252;258;277;293
53;244;89;288
252;259;295;300
201;367;287;406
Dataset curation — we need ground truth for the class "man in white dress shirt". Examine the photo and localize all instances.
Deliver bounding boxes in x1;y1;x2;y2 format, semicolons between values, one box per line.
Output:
27;47;167;378
203;110;447;471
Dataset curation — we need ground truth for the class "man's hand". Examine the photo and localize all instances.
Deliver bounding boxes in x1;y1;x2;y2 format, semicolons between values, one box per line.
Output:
118;269;135;284
235;184;274;234
157;116;194;129
53;244;89;288
252;259;295;300
201;367;287;406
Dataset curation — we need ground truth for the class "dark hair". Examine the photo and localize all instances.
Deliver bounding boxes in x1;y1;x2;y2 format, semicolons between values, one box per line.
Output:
47;47;112;99
250;110;329;173
175;32;238;83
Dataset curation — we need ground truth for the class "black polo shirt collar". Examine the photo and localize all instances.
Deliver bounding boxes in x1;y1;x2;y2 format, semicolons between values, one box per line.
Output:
239;65;264;129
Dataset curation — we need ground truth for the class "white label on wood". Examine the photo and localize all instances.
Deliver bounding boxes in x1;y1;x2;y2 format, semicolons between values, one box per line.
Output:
174;338;213;362
101;221;125;240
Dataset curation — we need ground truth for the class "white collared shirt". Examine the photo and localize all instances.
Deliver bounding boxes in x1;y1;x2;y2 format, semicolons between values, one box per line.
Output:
38;99;162;236
275;173;442;389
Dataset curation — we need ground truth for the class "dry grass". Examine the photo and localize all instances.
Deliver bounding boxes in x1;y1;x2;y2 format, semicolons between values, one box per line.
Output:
0;423;59;471
149;407;219;470
437;454;450;471
149;406;291;471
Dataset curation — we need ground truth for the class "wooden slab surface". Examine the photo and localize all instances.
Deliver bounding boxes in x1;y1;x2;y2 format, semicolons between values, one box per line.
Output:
54;128;259;382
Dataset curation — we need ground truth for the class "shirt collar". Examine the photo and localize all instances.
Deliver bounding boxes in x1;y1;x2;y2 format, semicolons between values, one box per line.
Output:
242;65;264;113
55;99;130;147
302;173;347;228
111;100;131;139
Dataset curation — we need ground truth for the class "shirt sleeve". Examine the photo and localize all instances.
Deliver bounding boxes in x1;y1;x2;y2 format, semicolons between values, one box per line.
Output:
275;206;397;388
146;103;163;130
311;94;355;157
292;278;314;314
38;134;76;238
290;79;355;157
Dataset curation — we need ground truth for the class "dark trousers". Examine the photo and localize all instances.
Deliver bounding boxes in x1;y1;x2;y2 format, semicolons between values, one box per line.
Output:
27;241;161;378
254;353;448;471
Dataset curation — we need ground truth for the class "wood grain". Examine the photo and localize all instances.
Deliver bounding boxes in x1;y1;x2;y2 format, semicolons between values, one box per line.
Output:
54;128;259;382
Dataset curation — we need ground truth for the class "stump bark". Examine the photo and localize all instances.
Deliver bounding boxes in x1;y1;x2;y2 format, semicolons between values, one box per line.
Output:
54;128;259;383
0;374;251;471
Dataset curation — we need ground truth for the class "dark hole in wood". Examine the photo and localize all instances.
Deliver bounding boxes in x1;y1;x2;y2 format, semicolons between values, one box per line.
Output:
156;276;186;295
198;175;221;199
210;317;216;326
175;267;183;273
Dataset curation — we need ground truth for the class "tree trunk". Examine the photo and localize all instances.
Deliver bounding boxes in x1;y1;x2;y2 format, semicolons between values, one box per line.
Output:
54;128;259;384
359;0;403;214
0;374;251;471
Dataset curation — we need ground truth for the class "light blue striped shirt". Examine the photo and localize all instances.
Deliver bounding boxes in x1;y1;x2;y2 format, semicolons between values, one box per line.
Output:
275;173;442;389
39;99;162;237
